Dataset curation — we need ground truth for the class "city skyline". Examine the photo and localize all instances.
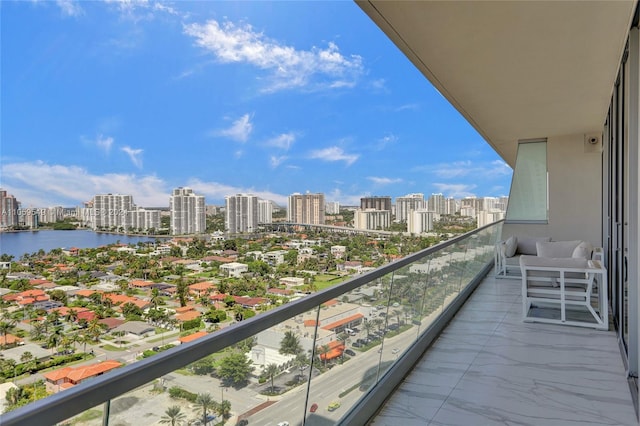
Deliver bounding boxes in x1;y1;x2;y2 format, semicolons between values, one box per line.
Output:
2;1;513;208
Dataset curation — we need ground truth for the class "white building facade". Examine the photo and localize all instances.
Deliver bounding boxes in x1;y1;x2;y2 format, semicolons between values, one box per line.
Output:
170;187;206;235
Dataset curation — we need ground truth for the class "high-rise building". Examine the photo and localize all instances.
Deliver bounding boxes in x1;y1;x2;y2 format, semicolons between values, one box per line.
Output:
225;194;259;234
170;187;206;235
92;194;134;231
258;199;273;224
395;193;425;223
287;193;325;225
325;201;340;215
361;196;392;212
39;206;64;224
445;197;459;215
427;193;446;214
407;209;435;234
127;208;161;232
89;194;161;233
0;190;20;229
354;209;391;231
476;210;505;228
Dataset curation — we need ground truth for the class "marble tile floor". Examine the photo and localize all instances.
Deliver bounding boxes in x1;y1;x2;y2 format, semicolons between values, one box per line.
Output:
370;274;638;426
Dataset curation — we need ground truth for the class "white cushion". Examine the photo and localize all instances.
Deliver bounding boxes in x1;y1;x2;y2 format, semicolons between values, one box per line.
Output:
504;236;518;257
520;255;589;269
572;241;594;260
536;240;581;258
517;236;552;255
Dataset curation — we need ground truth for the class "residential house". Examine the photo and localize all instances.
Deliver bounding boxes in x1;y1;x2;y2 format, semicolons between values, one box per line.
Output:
220;262;248;277
43;361;123;393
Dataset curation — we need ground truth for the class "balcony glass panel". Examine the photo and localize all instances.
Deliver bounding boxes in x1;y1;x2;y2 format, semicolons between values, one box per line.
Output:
1;222;502;426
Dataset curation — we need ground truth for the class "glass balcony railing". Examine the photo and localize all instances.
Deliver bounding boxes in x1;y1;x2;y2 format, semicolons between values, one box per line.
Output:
1;221;502;426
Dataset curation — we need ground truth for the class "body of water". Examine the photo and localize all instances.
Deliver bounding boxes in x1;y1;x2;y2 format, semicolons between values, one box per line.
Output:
0;230;168;258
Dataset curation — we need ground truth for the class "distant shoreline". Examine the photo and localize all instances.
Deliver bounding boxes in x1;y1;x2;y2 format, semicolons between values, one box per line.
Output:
0;228;171;239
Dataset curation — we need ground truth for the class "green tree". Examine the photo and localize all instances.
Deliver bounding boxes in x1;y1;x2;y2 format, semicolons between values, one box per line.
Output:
318;344;331;367
47;289;68;305
204;308;227;323
279;331;303;356
0;310;17;341
293;353;309;382
216;399;232;423
263;363;279;392
159;405;186;426
150;288;163;309
30;321;46;341
217;353;254;386
121;302;143;320
195;392;216;426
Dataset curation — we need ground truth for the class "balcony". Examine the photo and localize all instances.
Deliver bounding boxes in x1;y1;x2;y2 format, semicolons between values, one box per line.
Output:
1;220;636;425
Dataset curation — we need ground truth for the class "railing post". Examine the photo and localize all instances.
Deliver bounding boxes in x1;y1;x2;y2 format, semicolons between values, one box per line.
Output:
102;400;110;426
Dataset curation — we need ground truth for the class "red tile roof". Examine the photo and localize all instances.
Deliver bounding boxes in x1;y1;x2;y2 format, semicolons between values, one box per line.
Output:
44;360;123;384
321;313;364;331
179;330;208;344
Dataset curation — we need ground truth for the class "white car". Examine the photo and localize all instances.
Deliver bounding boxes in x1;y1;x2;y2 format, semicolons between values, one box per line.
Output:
277;422;290;426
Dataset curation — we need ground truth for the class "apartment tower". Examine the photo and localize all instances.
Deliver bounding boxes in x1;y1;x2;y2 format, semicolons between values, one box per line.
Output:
287;193;325;225
170;187;205;235
225;194;259;234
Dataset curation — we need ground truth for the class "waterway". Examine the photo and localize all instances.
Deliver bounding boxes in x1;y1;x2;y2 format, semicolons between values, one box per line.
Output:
0;230;167;258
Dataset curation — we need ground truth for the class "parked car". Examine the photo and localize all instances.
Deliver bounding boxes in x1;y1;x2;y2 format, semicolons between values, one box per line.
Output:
277;422;290;426
310;403;318;413
392;348;400;354
345;349;356;356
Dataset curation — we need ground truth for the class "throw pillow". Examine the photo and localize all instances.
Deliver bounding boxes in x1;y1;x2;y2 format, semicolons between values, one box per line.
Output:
517;236;552;255
536;240;581;258
572;241;594;260
504;236;517;257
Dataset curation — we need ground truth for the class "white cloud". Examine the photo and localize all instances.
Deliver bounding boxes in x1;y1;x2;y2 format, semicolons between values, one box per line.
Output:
414;160;512;180
367;176;402;185
184;19;364;93
265;132;296;150
376;133;398;150
216;114;253;143
56;0;84;17
121;146;143;168
396;103;420;112
270;156;288;168
1;161;168;207
308;146;359;166
325;188;363;206
95;135;114;153
432;183;478;199
370;78;388;93
104;0;180;21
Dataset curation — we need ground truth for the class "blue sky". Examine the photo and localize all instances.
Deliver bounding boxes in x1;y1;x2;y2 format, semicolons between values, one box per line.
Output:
1;0;512;208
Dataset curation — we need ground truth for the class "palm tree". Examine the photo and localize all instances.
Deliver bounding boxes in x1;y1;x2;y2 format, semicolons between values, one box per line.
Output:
29;321;46;341
47;329;62;353
79;331;94;353
0;309;17;342
279;330;303;356
318;344;331;367
263;363;279;392
150;288;162;309
293;353;309;382
20;351;35;373
195;392;215;426
86;318;104;342
159;405;186;426
216;399;232;424
65;308;79;323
